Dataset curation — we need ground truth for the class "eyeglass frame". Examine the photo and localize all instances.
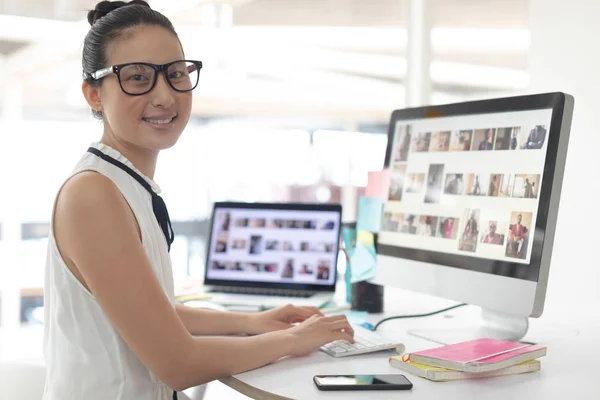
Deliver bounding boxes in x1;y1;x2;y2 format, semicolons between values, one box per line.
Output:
88;60;203;96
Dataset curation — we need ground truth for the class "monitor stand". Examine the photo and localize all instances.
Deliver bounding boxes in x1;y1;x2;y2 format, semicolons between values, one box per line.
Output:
407;308;529;345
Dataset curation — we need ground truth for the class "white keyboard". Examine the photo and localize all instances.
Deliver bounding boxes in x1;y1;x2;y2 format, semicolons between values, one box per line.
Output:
320;324;405;358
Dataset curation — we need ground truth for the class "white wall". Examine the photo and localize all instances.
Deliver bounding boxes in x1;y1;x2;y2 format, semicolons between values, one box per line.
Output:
529;0;600;315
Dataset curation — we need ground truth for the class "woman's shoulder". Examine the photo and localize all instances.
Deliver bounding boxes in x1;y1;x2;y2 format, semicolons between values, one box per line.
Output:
56;171;128;223
53;170;141;258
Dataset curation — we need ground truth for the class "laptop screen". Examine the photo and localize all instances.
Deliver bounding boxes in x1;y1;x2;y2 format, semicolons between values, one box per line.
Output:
204;202;342;290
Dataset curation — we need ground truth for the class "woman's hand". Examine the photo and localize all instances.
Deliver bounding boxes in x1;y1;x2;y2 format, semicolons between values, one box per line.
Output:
286;314;355;357
245;304;324;335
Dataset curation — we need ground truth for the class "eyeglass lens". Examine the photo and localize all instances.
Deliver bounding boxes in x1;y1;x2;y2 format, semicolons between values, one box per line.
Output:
119;61;199;94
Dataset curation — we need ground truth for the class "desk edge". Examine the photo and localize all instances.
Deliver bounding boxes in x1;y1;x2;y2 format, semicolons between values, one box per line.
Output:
220;376;295;400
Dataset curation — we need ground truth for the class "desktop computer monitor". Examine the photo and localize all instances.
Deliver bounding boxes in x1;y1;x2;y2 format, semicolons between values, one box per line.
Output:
372;92;574;343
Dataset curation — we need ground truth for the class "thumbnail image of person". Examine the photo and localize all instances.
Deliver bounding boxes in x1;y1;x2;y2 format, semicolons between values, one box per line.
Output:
466;174;489;196
494;127;512;150
299;263;314;275
472;176;481;195
432;131;451;152
506;213;531;259
438;217;458;239
300;242;311;252
281;259;295;278
499;174;514;197
282;241;294;251
212;261;226;270
382;212;393;231
444;173;464;195
400;215;417;234
235;217;249;227
303;220;318;229
425;164;445;204
412;132;431;152
233;262;244;271
478;128;495;150
250;218;266;228
320;220;335;230
417;216;438;237
267;219;284;228
244;263;260;272
482;221;504;245
265;240;279;250
382;212;402;232
218;212;231;231
462;131;472;151
388;164;407;201
450;130;472;151
488;174;502;197
263;263;278;273
406;173;425;193
317;260;331;280
510;127;521;150
459;209;480;252
393;124;411;162
215;237;228;253
249;235;262;255
524;178;535;198
231;239;247;250
525;125;547;149
512;174;540;199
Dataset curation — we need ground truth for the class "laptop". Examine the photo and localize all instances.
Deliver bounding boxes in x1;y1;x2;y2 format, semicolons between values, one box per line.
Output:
203;202;342;309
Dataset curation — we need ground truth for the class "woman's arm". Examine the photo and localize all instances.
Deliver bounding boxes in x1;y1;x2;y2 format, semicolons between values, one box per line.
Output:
176;303;325;336
175;303;252;336
54;172;353;392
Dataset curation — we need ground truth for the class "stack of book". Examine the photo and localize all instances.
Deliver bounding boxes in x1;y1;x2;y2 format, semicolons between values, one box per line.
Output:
389;338;546;382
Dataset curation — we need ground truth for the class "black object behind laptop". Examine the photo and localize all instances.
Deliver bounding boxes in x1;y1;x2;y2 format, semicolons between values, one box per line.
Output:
203;202;342;309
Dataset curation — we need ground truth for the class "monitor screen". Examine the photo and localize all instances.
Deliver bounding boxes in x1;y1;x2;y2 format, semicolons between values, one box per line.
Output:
379;108;553;281
206;205;341;286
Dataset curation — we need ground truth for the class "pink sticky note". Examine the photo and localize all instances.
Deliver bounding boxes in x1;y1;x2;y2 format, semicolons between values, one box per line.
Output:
365;169;391;199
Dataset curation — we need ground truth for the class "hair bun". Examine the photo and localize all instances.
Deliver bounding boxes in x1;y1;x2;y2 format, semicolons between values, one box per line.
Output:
87;0;150;26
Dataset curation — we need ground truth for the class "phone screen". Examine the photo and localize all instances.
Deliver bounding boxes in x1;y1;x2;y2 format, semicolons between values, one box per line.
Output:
314;374;412;389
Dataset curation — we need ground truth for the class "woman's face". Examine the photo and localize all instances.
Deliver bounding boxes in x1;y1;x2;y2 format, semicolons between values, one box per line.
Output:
93;25;193;152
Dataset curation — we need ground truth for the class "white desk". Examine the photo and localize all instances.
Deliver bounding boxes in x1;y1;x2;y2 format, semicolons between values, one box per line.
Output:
220;289;600;400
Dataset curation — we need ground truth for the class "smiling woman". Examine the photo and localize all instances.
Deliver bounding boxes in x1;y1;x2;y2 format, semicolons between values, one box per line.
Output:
42;1;354;400
80;0;195;152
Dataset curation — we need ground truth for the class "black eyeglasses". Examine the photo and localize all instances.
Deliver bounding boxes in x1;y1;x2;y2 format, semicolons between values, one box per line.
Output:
89;60;202;96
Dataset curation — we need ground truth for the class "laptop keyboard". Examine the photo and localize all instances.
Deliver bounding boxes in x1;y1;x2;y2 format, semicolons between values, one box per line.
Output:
209;286;316;298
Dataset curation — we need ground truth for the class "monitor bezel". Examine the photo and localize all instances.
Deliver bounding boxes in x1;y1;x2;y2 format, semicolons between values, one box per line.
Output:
378;92;571;283
204;201;342;292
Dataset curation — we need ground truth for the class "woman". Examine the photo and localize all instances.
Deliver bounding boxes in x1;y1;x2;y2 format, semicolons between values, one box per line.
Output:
43;1;353;399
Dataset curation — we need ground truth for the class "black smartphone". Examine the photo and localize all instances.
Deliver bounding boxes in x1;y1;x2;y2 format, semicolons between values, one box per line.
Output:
313;374;413;391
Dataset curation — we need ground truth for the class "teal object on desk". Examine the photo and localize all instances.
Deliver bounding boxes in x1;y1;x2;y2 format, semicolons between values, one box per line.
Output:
326;310;369;325
345;262;352;304
350;242;377;283
356;197;384;233
341;227;357;304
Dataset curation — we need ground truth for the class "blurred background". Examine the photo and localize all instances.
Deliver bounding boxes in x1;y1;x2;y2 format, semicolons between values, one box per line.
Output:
0;0;530;325
0;0;598;398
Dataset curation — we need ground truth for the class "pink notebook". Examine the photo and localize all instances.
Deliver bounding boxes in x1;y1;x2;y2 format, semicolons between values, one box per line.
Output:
404;338;547;373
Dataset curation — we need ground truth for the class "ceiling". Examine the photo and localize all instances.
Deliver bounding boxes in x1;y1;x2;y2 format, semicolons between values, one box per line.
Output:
0;0;529;125
1;0;527;27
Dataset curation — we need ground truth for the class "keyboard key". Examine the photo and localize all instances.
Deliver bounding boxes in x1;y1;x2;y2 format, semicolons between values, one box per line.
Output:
320;324;402;358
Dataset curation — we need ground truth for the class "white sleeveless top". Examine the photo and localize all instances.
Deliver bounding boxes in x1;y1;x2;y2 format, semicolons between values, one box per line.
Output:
43;142;176;400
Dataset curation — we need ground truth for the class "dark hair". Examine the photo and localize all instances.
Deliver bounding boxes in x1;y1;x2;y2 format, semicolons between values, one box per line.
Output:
83;0;181;119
